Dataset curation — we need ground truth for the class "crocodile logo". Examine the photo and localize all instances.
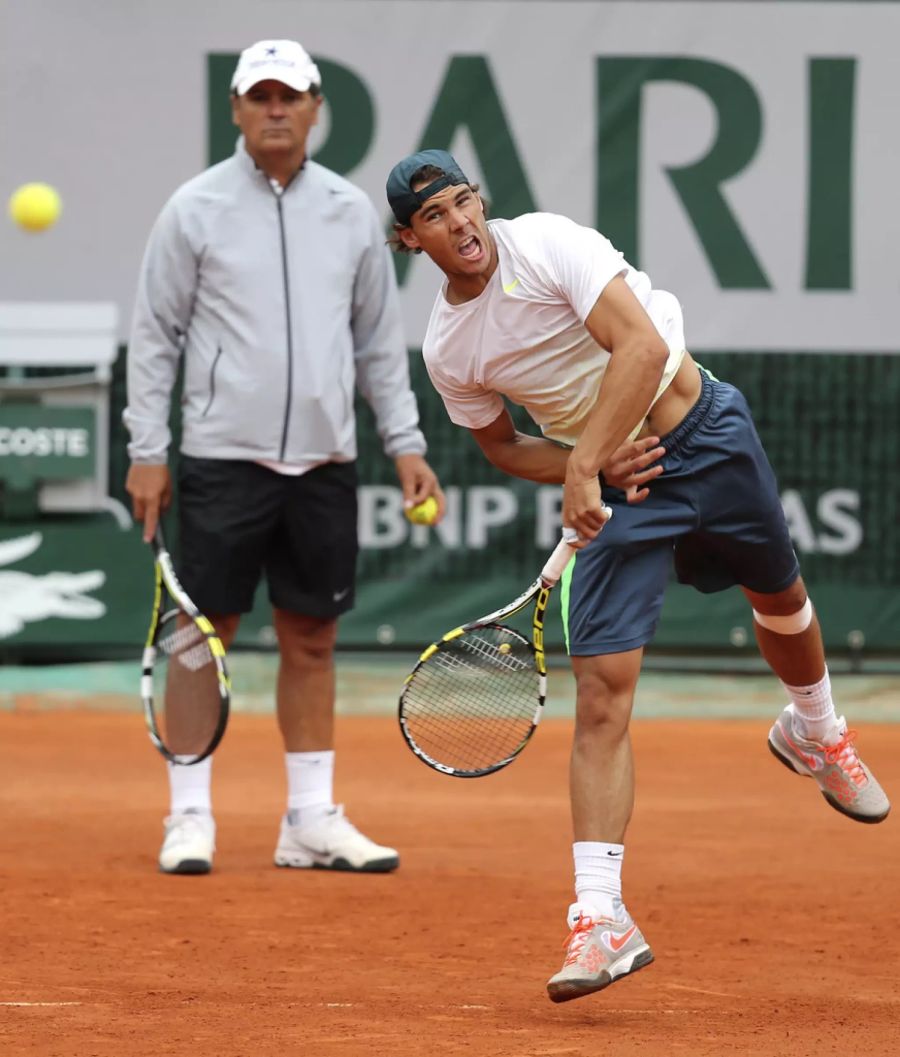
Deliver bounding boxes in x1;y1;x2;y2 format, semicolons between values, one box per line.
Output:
0;532;106;639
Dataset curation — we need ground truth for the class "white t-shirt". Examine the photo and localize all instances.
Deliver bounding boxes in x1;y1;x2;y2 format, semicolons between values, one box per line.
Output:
422;213;686;447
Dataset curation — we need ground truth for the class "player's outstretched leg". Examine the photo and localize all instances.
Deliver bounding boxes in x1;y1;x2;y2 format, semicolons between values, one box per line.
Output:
746;578;890;824
546;903;654;1003
768;707;890;823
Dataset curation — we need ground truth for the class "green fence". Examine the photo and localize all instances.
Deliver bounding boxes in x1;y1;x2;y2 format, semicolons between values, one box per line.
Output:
2;349;899;659
344;350;900;655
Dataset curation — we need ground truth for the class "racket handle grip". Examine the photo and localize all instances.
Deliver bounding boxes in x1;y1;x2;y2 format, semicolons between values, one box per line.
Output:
542;508;614;586
541;535;577;588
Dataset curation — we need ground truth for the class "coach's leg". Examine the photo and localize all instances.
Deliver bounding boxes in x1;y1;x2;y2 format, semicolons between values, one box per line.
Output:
272;608;338;752
271;608;399;871
158;612;240;875
272;609;339;836
746;575;889;823
164;611;240;794
165;613;241;754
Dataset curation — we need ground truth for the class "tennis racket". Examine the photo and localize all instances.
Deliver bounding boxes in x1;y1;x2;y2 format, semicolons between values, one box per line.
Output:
141;525;230;765
399;518;608;778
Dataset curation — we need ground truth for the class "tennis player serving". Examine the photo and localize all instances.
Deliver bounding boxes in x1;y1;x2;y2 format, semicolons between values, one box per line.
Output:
385;149;889;1003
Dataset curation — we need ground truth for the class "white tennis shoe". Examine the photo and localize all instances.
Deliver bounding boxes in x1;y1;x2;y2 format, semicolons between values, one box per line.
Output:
274;806;399;873
158;809;215;875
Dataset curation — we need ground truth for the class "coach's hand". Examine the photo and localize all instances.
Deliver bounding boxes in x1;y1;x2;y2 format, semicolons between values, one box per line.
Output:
126;463;172;543
602;435;665;503
394;453;447;523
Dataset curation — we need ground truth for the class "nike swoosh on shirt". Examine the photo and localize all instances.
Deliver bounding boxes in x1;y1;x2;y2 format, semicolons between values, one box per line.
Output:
333;588;351;602
502;278;520;294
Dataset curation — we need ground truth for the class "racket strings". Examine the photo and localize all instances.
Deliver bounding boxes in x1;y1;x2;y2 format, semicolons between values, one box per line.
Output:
158;620;212;672
435;632;531;675
150;609;223;759
402;626;539;773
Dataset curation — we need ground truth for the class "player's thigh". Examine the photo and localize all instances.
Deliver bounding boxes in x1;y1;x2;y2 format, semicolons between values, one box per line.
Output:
266;461;359;618
177;456;282;613
564;494;687;656
692;391;799;593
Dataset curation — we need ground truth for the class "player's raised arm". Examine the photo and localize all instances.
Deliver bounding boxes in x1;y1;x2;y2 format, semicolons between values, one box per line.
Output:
563;276;669;538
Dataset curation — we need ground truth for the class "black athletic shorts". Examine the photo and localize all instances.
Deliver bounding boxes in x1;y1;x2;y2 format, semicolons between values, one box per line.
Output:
177;456;359;618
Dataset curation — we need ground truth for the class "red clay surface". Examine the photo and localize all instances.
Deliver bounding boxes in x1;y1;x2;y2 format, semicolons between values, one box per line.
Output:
2;711;899;1057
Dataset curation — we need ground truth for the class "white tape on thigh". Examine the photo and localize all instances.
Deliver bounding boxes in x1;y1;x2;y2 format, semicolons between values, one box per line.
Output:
752;598;813;635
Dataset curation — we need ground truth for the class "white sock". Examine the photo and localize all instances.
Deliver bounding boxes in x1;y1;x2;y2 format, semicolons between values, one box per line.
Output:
286;750;335;825
573;841;625;921
782;669;838;742
168;756;212;815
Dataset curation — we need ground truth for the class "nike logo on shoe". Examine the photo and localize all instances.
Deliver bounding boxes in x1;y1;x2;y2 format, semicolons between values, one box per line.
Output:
606;925;637;952
780;721;825;771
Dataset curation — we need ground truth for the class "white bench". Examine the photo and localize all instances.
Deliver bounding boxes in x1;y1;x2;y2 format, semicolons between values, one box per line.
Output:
0;302;130;528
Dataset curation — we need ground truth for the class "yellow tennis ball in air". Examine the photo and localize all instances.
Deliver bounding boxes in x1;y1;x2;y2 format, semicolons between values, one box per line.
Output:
405;496;439;525
498;643;512;655
8;183;62;231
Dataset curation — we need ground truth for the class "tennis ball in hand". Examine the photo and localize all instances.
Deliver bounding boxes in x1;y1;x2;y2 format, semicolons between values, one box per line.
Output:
405;496;439;525
8;183;62;231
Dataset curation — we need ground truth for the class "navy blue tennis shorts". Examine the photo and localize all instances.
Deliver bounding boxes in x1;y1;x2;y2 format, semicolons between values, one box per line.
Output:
177;456;358;618
561;370;800;656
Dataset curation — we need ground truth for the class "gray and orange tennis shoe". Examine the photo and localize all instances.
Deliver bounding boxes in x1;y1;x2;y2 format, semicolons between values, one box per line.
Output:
546;903;654;1003
274;806;399;872
158;809;216;874
768;705;890;823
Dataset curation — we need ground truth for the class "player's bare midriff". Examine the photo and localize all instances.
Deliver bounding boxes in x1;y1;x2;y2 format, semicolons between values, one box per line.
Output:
636;351;702;440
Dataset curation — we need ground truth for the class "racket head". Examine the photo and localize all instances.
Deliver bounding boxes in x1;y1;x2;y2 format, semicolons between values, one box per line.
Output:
398;622;545;778
141;538;230;766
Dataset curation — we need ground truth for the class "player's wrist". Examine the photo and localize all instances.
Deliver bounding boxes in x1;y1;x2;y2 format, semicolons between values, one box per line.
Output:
565;457;600;483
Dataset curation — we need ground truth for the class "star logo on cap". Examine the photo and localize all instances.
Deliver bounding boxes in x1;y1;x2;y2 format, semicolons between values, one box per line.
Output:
266;46;277;56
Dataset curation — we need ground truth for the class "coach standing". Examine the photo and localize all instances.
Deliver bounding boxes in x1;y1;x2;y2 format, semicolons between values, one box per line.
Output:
124;39;443;876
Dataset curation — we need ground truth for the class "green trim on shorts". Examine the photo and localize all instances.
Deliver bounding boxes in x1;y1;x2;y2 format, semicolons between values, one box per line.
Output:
559;550;576;653
695;361;720;382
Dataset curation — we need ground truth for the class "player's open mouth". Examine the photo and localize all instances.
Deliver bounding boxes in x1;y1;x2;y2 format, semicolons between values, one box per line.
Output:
458;235;482;260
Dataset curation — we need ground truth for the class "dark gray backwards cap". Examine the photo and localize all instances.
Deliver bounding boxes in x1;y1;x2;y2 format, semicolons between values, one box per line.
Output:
386;149;470;225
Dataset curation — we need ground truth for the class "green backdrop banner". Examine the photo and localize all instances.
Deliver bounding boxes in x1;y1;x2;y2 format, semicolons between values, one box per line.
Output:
0;404;95;486
1;350;898;658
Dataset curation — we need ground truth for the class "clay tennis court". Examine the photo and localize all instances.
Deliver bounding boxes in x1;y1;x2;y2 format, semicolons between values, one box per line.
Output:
3;695;899;1057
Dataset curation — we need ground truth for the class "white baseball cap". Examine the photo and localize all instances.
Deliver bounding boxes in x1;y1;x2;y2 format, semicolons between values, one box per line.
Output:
231;39;322;96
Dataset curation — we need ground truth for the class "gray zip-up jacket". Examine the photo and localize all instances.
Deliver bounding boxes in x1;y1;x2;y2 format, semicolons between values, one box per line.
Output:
124;143;426;464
